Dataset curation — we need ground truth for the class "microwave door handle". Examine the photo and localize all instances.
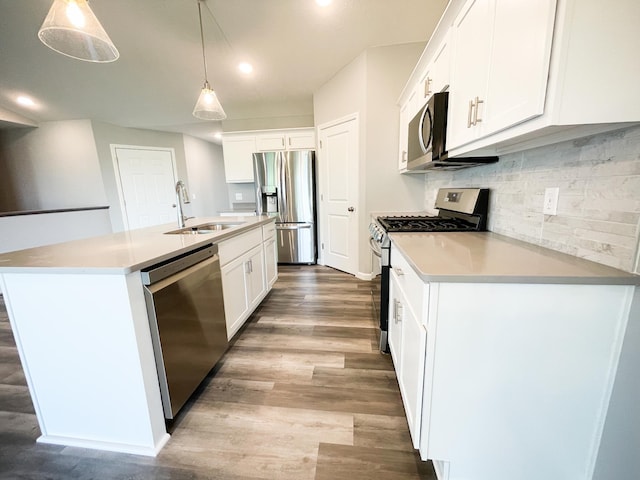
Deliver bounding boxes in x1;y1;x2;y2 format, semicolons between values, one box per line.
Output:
418;105;430;154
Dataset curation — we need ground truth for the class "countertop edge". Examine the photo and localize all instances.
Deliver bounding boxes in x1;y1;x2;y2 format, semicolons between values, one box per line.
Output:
390;231;640;286
0;216;275;275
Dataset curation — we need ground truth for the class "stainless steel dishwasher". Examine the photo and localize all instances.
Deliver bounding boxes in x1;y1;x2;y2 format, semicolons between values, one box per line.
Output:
141;243;227;419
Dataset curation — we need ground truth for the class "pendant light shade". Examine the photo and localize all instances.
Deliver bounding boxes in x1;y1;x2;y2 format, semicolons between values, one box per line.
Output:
38;0;119;63
193;82;227;120
193;0;226;121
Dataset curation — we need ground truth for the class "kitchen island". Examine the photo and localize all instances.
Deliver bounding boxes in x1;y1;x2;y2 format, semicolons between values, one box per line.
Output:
387;231;640;480
0;215;276;456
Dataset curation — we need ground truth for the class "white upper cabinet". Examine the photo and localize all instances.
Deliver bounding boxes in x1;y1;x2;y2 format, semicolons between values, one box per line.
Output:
285;130;316;150
398;88;418;171
447;0;556;149
255;129;316;152
255;133;287;151
397;0;640;162
418;34;450;103
222;135;256;183
222;128;315;183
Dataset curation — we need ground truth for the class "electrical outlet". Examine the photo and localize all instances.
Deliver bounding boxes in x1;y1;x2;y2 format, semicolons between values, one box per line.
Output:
543;187;559;215
235;193;243;201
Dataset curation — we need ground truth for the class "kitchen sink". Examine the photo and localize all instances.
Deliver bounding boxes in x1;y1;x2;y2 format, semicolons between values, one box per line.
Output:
165;223;241;235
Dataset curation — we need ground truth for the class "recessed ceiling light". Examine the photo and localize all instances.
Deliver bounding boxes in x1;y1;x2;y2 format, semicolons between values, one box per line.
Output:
16;95;36;107
238;62;253;74
316;0;332;6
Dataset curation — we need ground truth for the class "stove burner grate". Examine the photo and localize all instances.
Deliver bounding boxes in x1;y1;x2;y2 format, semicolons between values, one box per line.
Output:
377;216;478;233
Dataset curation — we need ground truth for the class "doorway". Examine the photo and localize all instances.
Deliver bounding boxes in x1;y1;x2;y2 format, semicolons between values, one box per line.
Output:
317;114;359;276
112;146;178;230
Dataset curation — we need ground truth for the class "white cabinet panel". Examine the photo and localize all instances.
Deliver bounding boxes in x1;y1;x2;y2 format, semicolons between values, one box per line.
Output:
221;135;256;183
221;254;250;338
447;0;494;148
448;0;555;150
398;101;410;171
388;273;403;368
219;223;274;340
418;34;450;105
262;221;277;289
388;261;428;448
286;130;316;150
224;129;315;181
246;245;266;309
256;133;287;151
483;0;556;134
255;129;316;152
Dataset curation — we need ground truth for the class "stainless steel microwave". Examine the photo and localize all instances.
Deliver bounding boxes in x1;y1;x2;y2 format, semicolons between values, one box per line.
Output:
406;92;498;171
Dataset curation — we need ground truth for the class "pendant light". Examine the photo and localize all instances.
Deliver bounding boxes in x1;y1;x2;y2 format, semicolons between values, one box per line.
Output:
38;0;119;63
192;0;227;121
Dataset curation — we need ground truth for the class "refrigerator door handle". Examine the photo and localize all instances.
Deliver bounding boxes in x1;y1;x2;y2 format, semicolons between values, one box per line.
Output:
276;224;312;230
277;154;288;222
256;185;263;215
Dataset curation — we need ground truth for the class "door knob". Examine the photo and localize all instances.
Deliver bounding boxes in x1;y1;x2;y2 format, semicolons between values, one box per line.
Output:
347;207;355;212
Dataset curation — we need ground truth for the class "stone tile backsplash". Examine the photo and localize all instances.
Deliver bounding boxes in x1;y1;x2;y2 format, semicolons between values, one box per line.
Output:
424;125;640;273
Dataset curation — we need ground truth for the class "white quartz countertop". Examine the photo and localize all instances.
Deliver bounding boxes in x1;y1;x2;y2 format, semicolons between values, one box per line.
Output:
390;231;640;285
0;216;274;274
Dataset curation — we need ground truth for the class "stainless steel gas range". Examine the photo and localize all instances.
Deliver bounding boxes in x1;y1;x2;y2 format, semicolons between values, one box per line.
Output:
369;187;489;353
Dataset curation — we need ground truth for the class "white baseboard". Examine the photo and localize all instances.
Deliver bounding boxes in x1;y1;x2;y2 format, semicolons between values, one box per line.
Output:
37;433;171;457
432;459;450;480
356;271;375;281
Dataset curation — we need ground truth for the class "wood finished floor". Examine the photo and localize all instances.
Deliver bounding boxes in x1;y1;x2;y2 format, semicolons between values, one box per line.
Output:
0;265;435;479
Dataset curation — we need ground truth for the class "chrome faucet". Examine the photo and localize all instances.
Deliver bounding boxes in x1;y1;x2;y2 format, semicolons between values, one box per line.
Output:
175;180;191;228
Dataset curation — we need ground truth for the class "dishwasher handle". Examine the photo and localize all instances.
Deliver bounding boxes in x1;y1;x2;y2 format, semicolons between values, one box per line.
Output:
141;243;216;285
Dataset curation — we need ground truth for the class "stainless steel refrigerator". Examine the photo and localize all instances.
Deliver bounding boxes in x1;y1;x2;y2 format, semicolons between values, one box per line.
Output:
253;150;316;264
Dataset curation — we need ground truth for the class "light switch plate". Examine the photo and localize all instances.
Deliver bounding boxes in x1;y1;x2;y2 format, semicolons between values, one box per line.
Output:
543;187;559;215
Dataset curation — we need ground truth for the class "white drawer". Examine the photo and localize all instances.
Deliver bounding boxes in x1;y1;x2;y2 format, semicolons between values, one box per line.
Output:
262;222;276;240
219;228;262;266
390;244;425;318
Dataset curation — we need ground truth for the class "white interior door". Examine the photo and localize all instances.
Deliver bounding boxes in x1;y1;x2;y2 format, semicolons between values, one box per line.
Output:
113;147;178;230
318;115;359;275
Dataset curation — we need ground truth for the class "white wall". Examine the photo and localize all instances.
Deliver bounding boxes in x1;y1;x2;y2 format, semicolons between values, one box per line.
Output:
0;120;107;211
364;44;428;212
226;183;256;212
0;209;112;254
183;134;230;216
423;125;640;273
313;42;426;276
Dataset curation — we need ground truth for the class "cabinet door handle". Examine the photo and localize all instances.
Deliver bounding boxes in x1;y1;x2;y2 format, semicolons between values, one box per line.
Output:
288;137;291;146
396;301;403;322
473;96;484;125
395;267;404;276
467;99;474;128
393;299;398;323
402;150;407;162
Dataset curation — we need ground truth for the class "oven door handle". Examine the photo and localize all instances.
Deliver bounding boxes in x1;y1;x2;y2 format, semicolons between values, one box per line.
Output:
369;237;382;258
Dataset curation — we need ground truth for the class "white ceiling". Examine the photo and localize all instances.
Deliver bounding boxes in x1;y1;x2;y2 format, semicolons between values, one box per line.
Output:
0;0;448;142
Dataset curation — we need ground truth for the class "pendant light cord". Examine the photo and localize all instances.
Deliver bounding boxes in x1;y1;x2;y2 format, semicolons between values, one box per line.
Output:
197;0;209;85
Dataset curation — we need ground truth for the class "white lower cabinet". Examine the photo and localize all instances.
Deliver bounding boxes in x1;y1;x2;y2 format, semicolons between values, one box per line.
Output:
219;224;272;340
390;242;638;480
263;224;277;288
388;262;428;448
